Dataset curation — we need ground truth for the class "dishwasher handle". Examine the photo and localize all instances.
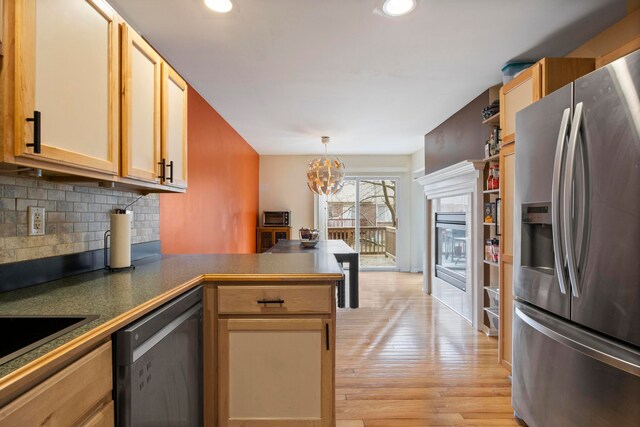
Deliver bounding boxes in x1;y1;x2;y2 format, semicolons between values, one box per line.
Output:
131;302;202;363
115;286;202;365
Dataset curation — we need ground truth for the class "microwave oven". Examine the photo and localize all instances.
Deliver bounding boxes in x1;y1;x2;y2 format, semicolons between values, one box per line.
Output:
262;211;291;227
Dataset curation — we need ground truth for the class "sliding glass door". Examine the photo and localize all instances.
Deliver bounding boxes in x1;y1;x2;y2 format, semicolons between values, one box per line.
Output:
326;177;397;269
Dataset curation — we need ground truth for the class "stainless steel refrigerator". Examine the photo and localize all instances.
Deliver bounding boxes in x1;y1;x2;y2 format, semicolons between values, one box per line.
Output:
512;49;640;427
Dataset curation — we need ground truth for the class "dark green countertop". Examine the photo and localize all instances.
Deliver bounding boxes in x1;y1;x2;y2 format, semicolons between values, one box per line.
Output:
0;253;343;385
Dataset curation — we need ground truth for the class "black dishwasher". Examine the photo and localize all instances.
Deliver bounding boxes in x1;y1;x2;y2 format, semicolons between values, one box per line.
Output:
114;287;203;427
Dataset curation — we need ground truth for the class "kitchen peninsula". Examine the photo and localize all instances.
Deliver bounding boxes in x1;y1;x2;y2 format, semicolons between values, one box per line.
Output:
0;253;343;427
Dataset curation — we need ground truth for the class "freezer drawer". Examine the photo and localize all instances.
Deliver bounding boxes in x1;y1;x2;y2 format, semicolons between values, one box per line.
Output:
512;301;640;427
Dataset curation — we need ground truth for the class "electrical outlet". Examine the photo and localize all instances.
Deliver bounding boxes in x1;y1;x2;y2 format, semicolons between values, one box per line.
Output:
28;207;45;236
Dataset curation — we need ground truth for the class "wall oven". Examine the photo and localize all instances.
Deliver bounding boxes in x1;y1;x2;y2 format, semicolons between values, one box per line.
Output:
434;212;467;291
262;211;291;227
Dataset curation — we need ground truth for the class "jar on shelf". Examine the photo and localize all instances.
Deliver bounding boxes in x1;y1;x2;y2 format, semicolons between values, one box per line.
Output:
492;239;500;263
485;240;493;261
487;166;494;190
493;127;501;155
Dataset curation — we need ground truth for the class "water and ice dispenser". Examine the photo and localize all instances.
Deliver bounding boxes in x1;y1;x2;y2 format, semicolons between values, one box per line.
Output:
521;202;555;274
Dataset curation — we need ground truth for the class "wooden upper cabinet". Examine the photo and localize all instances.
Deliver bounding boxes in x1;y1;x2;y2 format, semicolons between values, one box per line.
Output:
499;57;595;141
500;64;541;139
121;23;161;183
14;0;119;175
161;63;188;188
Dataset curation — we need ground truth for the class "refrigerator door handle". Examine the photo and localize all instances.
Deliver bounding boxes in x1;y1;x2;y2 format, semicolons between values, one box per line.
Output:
551;108;571;295
564;102;583;298
515;306;640;377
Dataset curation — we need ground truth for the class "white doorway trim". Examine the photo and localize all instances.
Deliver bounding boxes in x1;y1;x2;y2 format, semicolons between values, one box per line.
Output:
318;176;401;272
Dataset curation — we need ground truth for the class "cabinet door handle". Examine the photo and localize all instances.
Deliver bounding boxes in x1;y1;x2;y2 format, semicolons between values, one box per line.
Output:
325;323;330;350
167;160;174;183
26;111;41;154
257;298;285;305
158;158;166;181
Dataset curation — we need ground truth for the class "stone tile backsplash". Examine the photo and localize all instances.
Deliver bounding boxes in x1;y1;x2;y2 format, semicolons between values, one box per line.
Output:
0;175;159;264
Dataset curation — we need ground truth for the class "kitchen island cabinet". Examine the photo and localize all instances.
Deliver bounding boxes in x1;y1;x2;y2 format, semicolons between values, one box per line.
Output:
0;254;342;426
216;284;334;426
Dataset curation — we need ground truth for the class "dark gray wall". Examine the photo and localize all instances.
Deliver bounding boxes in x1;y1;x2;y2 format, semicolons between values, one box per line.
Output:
424;90;488;174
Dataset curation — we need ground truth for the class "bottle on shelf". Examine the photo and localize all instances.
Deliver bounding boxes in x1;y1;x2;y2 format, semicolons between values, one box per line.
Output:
492;165;500;190
487;165;494;191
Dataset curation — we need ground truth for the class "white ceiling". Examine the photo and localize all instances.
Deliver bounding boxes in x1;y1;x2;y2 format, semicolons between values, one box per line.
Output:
107;0;626;155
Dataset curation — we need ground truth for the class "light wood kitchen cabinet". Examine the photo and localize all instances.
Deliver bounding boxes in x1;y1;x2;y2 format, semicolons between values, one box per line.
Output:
218;318;333;427
1;0;188;192
161;62;188;188
121;23;161;183
0;0;4;56
122;23;188;189
499;143;515;370
13;0;120;176
80;400;114;427
216;284;335;427
218;285;332;315
0;341;114;426
499;58;595;140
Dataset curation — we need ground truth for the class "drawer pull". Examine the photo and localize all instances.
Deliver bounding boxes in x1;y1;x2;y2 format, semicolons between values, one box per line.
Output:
257;298;285;305
325;323;330;350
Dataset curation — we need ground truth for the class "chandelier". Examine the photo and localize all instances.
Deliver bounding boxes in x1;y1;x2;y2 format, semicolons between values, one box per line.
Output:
307;136;346;196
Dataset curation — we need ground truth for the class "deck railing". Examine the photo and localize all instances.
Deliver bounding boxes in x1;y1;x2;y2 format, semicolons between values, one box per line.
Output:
328;226;396;257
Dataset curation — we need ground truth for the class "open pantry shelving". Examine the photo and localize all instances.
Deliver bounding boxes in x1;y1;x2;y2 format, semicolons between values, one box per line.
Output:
481;87;502;338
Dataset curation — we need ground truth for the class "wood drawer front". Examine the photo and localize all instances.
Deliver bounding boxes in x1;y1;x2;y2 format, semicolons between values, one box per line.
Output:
80;400;114;427
0;342;113;426
218;286;332;315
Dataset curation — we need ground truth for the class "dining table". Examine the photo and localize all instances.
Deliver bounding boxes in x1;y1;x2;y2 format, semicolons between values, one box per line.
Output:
267;239;359;308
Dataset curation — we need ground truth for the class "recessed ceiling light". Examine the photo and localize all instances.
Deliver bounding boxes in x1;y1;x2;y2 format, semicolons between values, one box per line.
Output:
382;0;416;17
204;0;233;13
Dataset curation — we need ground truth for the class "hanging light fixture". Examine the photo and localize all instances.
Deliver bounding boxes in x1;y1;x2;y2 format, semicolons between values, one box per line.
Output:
307;136;346;196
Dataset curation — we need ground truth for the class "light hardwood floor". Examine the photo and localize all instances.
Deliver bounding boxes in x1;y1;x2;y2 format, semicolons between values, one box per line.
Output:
335;272;519;427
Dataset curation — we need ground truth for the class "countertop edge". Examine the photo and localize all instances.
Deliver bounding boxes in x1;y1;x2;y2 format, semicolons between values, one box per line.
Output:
0;272;343;406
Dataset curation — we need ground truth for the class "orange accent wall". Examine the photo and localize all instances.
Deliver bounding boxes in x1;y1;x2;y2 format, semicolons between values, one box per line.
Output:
160;86;258;254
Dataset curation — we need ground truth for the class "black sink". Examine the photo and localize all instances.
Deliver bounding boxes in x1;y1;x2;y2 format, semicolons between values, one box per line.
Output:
0;315;99;365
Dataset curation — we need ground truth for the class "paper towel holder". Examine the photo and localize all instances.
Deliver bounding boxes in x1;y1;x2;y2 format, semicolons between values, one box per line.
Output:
104;208;135;272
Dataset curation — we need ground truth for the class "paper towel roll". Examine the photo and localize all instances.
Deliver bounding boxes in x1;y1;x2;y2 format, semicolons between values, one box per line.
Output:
110;211;132;269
